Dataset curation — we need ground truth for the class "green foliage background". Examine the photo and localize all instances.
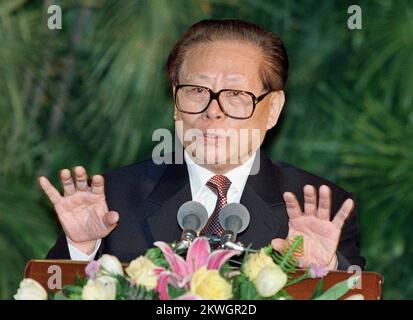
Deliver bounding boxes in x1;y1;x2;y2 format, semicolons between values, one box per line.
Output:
0;0;412;299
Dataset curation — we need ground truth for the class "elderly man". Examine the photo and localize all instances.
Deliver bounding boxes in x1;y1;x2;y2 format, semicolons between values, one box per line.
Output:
40;19;365;270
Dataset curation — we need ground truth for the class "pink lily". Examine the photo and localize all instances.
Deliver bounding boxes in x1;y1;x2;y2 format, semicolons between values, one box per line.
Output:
154;237;240;300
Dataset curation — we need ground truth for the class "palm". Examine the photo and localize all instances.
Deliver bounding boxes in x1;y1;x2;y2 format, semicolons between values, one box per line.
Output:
272;185;354;269
39;166;119;245
287;215;341;267
54;191;111;243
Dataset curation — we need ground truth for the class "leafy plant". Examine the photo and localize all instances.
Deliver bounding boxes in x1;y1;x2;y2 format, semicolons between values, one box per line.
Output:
272;236;304;274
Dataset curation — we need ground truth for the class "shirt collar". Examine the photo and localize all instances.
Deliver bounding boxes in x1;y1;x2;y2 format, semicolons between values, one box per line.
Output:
184;150;257;198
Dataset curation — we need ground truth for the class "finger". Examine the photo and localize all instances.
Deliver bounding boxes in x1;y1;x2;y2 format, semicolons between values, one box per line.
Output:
103;211;119;229
38;176;62;204
74;166;89;191
60;169;76;196
91;175;105;195
332;198;354;229
303;185;317;216
271;238;287;252
317;185;332;220
283;192;302;219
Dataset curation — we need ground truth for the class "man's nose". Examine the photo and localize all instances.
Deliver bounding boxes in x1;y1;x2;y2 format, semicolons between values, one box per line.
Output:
203;98;225;120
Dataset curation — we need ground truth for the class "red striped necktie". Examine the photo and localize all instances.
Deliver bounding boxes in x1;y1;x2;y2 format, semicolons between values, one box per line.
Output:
201;175;232;236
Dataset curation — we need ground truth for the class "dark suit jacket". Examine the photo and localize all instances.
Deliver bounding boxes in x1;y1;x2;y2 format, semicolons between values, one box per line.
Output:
47;150;365;270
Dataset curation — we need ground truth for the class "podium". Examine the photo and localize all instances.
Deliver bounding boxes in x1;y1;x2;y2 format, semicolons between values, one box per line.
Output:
24;259;383;300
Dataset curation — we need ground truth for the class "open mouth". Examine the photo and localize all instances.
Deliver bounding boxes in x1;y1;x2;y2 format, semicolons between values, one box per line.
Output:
201;132;228;143
203;132;226;139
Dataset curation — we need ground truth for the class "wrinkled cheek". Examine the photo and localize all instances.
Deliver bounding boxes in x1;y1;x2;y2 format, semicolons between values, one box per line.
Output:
175;119;199;148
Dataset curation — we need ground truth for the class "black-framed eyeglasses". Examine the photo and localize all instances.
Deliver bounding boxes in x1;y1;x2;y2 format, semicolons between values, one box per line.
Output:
174;84;273;120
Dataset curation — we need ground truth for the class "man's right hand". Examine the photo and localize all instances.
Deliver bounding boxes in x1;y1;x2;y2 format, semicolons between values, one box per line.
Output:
38;166;119;255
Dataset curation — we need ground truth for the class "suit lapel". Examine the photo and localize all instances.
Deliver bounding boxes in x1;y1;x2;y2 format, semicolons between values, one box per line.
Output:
145;159;191;244
238;150;289;247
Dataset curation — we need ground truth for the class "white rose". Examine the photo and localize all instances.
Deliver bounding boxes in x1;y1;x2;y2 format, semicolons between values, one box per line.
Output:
14;278;48;300
81;276;117;300
254;265;288;297
125;256;159;290
243;250;277;281
98;254;124;276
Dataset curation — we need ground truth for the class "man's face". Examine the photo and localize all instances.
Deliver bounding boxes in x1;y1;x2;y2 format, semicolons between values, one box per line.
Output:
174;40;285;173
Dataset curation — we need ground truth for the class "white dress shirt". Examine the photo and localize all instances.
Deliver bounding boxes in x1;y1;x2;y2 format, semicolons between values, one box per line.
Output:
67;151;257;261
184;151;257;217
67;238;101;261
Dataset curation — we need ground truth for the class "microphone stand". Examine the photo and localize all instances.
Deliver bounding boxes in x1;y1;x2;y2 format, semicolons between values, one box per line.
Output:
174;229;197;254
174;232;258;255
206;232;255;253
220;230;247;252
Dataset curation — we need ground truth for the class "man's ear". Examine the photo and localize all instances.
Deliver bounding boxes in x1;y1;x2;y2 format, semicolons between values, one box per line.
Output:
266;90;285;130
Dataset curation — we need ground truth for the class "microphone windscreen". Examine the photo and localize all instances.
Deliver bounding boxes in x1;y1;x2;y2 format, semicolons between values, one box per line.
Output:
219;203;250;234
177;201;208;231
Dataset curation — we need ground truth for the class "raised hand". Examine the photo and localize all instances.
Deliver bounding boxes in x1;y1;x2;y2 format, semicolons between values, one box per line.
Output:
271;185;354;270
38;166;119;254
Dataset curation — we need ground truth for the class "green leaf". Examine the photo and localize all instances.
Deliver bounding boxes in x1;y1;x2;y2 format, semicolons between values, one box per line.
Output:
286;269;310;287
266;289;293;300
262;244;273;256
146;247;170;269
233;273;260;300
231;273;259;300
62;284;83;295
53;291;69;300
219;262;232;278
115;274;158;300
124;284;158;300
168;285;187;300
272;236;304;274
314;275;360;300
74;273;88;287
310;279;325;299
239;280;260;300
59;284;83;300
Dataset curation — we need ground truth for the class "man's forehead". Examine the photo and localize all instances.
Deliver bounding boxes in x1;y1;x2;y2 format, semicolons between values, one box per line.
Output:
178;59;259;86
180;42;260;75
182;72;248;82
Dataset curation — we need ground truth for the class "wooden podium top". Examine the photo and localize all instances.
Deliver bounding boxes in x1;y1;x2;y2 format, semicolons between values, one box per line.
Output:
24;259;383;300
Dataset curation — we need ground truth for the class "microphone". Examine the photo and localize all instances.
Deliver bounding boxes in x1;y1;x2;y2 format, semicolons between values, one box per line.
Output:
218;203;250;250
175;201;208;252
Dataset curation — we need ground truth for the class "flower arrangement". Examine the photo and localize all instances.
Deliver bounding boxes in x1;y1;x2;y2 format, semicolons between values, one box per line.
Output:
14;236;361;300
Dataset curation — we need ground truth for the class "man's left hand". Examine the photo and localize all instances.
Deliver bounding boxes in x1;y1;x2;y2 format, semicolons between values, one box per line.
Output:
271;185;354;270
